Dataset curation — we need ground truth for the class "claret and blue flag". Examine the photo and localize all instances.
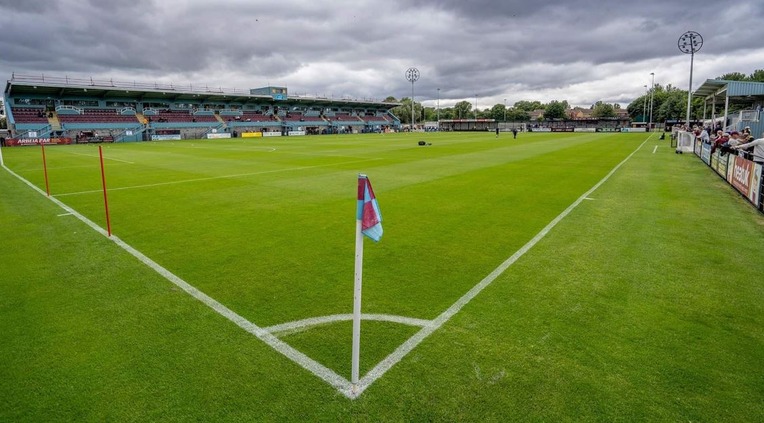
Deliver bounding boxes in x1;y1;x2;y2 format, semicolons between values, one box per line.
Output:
357;174;383;242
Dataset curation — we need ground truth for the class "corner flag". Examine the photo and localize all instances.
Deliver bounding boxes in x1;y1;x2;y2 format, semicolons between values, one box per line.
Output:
351;174;382;388
357;175;383;242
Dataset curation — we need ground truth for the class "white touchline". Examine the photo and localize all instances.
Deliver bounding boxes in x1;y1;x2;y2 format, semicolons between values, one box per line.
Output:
343;133;653;399
652;145;658;154
2;132;651;400
1;162;357;399
53;157;383;197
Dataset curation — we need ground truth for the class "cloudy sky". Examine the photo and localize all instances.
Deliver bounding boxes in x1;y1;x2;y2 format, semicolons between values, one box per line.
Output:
1;0;764;109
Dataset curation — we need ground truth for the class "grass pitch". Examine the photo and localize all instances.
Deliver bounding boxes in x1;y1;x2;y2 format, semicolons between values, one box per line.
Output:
1;132;763;421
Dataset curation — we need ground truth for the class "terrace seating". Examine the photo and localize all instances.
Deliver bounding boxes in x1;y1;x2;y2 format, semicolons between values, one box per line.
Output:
362;115;389;123
11;107;49;123
330;113;363;122
58;108;140;123
283;112;326;122
239;112;278;122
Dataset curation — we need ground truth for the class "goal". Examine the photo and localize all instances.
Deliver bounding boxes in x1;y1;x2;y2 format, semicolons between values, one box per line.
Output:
675;131;695;154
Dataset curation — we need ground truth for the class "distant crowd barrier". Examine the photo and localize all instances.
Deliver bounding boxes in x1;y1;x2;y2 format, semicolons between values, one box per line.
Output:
685;131;763;211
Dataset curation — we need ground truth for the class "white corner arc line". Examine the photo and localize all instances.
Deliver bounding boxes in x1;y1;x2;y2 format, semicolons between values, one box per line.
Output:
265;314;431;335
1;163;356;399
343;133;654;399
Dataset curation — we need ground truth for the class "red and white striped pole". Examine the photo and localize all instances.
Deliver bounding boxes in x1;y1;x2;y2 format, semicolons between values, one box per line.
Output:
98;146;112;237
40;141;50;196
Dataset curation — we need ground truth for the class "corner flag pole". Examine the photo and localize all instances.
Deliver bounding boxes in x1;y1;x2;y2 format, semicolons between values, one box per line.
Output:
40;141;50;196
351;175;366;387
98;146;112;237
351;173;383;389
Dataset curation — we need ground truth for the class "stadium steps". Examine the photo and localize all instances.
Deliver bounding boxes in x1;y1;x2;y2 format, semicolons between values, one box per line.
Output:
214;113;226;127
47;112;62;131
135;112;148;124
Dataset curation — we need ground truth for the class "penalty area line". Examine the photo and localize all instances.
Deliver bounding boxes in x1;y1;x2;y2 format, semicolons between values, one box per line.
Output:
345;132;654;399
53;157;383;197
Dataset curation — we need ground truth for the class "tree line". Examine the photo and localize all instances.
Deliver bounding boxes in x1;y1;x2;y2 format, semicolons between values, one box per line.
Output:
383;97;622;124
627;69;764;124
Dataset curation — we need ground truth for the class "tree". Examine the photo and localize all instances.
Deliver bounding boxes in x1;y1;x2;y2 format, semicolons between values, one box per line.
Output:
389;97;422;125
0;117;6;129
506;108;529;122
489;103;506;121
591;101;616;118
718;72;747;81
544;100;566;119
513;100;543;112
453;101;472;119
383;96;398;103
749;69;764;82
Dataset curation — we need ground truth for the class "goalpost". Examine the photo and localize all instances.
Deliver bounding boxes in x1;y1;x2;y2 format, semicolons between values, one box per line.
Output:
675;131;695;154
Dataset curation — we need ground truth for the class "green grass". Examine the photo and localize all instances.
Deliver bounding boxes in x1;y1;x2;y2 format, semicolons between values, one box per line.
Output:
1;132;763;421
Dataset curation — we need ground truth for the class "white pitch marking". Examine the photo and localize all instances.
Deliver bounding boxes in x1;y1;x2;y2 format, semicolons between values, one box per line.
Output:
57;212;73;217
60;150;135;164
3;133;653;400
265;313;431;335
652;145;658;154
343;133;654;399
53;157;382;197
583;197;595;201
1;163;357;398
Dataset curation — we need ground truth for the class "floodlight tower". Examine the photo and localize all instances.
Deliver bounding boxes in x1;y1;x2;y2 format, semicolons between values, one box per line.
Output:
405;67;420;129
474;94;478;119
437;88;440;123
649;72;655;131
642;85;648;124
504;98;507;122
678;31;703;127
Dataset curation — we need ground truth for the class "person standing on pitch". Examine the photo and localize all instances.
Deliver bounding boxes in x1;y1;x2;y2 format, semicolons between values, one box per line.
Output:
495;126;500;138
512;127;518;139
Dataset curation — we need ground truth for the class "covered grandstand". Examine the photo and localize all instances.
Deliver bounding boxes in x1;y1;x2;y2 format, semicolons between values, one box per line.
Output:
3;74;401;143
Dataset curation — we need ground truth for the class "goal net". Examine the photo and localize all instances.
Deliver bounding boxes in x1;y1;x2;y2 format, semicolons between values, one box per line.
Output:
676;131;695;154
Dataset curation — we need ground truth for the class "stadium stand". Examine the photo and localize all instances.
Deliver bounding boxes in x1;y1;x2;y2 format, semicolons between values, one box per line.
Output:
3;74;402;141
11;107;49;123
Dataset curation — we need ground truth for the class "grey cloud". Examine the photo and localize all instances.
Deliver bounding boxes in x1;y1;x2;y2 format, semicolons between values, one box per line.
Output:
1;0;764;107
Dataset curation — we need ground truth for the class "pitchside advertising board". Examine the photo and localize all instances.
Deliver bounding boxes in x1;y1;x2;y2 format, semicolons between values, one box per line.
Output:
621;127;647;132
151;134;181;141
206;133;232;139
726;156;763;208
701;143;712;165
4;137;73;146
694;139;702;156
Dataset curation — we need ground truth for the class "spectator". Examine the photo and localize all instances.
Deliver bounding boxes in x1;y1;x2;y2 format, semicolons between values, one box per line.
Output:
699;127;709;144
711;132;729;154
733;133;764;164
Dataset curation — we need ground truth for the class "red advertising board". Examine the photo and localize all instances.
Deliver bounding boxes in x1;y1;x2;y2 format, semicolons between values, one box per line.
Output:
727;155;763;206
5;137;73;146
